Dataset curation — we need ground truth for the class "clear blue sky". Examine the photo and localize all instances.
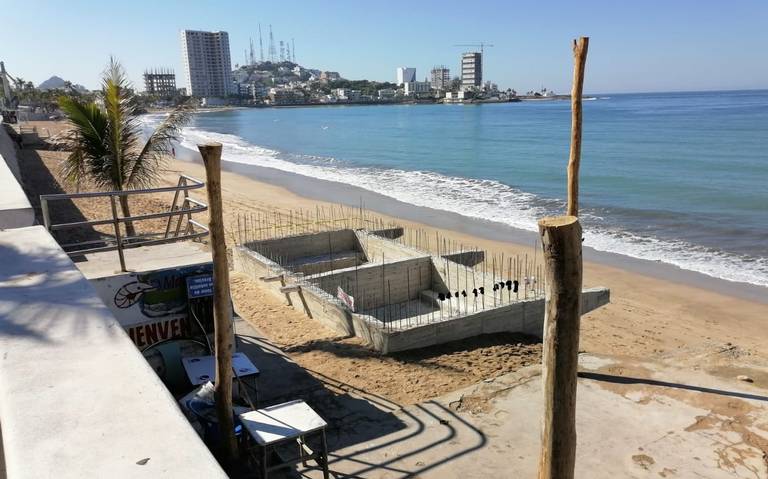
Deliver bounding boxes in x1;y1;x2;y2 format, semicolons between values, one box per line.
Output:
4;0;767;93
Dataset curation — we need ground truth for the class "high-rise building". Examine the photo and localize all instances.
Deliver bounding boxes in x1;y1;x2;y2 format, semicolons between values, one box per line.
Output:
461;52;482;90
430;66;451;90
143;69;177;96
396;67;416;86
180;30;233;98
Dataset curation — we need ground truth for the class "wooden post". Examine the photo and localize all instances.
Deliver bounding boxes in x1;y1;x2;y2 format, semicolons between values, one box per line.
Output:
537;215;582;479
537;36;589;479
198;142;238;463
567;37;589;217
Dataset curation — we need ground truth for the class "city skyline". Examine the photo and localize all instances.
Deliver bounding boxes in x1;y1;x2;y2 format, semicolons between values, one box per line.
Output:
4;0;768;94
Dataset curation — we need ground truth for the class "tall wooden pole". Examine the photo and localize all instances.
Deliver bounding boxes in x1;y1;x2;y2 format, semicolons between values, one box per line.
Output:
537;36;589;479
537;216;582;479
198;142;238;463
567;37;589;217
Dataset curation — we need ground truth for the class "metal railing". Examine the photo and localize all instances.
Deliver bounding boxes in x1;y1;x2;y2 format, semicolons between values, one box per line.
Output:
40;175;209;271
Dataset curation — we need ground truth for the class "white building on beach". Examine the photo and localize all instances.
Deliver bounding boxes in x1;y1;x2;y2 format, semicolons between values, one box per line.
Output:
180;30;233;98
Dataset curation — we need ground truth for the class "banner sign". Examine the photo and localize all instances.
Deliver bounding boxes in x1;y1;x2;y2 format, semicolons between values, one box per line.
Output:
337;286;355;311
88;263;214;348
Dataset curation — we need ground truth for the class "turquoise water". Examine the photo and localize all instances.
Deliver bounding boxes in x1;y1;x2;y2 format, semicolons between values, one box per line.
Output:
154;90;768;286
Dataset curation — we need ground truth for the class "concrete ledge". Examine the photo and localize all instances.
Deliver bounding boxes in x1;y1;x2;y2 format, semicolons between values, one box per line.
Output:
0;127;34;229
0;226;226;478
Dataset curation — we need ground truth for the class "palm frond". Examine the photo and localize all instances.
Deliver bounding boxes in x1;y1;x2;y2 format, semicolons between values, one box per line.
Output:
57;95;110;187
101;57;143;190
57;57;194;195
127;99;195;188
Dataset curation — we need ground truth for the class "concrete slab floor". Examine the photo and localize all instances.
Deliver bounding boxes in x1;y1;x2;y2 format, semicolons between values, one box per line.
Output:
232;316;767;478
75;241;211;278
290;354;768;479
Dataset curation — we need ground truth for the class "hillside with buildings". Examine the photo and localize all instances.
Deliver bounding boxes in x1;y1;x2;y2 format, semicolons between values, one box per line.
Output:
166;28;522;107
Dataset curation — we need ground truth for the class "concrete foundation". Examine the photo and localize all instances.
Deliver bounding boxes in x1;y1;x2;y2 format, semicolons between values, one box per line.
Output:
234;228;611;354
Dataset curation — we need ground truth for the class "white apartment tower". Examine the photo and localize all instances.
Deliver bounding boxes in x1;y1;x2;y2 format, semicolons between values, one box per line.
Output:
180;30;233;98
461;52;482;90
396;67;416;86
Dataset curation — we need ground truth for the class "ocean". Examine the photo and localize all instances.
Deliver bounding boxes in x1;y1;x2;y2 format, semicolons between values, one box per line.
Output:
148;90;768;287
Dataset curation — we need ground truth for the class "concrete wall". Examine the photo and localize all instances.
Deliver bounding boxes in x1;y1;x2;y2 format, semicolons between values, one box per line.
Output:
369;227;404;239
0;126;35;229
441;250;485;267
233;245;356;335
291;254;364;276
235;245;428;342
379;287;610;353
359;232;426;263
246;229;364;263
311;256;434;309
0;226;226;478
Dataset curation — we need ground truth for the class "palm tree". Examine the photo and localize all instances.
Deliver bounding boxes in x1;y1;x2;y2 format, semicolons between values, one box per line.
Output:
59;58;193;237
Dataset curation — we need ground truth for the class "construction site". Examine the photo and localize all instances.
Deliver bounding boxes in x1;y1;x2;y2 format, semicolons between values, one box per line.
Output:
230;210;610;354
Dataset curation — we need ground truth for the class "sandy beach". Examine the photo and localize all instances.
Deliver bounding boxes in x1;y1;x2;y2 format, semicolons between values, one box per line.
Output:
169;157;768;369
17;119;768;405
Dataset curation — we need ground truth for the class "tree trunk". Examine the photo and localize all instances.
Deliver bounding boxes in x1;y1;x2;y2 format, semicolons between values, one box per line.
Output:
118;194;137;238
537;215;582;479
198;142;238;464
566;37;589;217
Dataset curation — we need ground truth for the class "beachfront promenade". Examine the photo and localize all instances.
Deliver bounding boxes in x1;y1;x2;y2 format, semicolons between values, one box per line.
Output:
0;130;226;477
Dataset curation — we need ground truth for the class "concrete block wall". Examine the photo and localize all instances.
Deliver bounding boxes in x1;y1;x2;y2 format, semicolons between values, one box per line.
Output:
311;256;434;309
369;227;404;239
233;245;356;335
441;250;485;267
246;229;364;263
379;287;610;353
291;253;363;276
358;231;426;263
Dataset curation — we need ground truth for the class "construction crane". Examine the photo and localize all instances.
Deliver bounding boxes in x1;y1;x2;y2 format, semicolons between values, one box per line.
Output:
0;61;19;123
453;42;494;56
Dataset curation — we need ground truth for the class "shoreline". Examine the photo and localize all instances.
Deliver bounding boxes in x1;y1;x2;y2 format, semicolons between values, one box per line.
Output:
174;146;768;305
158;152;768;367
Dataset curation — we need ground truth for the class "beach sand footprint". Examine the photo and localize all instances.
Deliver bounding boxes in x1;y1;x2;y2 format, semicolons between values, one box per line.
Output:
632;453;656;470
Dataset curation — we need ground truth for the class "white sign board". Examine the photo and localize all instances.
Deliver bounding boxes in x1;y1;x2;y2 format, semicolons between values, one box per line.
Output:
336;286;355;311
88;262;214;348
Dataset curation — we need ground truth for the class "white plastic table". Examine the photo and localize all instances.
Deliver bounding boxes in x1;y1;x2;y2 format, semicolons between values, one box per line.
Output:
239;400;329;478
181;352;259;385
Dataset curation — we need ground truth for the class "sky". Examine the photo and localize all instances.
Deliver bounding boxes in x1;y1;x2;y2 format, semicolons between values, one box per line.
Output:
3;0;768;94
